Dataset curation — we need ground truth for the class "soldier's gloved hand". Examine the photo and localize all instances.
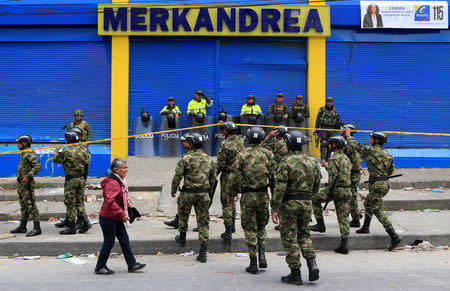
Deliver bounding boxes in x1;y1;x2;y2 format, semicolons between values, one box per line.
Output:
21;177;29;184
271;212;279;224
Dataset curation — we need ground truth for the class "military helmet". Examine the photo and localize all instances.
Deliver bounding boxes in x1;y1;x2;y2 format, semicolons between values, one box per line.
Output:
276;127;289;137
220;121;238;134
328;135;347;149
246;126;265;144
218;108;228;122
180;133;189;142
283;130;307;151
185;132;204;147
194;112;205;123
294;112;304;123
65;131;80;143
371;131;388;144
274;114;283;122
166;112;176;129
74;109;84;117
141;109;150;123
69;127;83;138
342;123;357;136
17;134;32;146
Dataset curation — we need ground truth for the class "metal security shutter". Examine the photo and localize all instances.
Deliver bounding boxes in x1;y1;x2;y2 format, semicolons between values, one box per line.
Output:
326;42;450;147
219;40;307;116
0;41;111;143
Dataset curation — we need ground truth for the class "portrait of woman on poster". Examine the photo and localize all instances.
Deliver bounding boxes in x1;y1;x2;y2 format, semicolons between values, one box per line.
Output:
363;4;384;28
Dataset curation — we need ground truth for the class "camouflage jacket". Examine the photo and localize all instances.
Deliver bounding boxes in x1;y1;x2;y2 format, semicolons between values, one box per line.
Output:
323;151;352;196
217;135;245;175
53;145;90;176
346;136;394;178
288;103;310;118
171;149;217;194
315;106;341;129
69;120;92;142
261;138;289;166
268;102;288;115
17;151;42;180
343;141;363;172
272;152;321;212
228;144;276;197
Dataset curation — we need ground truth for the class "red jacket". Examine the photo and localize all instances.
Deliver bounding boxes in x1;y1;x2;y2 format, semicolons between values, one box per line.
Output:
99;175;127;221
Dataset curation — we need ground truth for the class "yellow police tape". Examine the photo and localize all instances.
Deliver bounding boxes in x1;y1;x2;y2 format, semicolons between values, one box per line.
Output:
0;122;449;156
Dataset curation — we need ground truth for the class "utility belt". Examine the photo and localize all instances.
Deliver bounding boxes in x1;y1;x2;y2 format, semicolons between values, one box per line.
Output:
179;186;210;193
241;186;268;193
65;174;84;181
283;192;311;201
368;176;389;183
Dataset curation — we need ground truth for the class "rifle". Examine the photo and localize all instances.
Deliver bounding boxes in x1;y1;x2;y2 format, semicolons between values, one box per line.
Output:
323;174;339;211
209;179;218;208
363;174;403;184
313;130;320;148
269;173;275;196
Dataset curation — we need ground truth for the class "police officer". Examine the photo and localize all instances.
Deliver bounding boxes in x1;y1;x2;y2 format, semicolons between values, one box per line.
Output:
342;124;363;227
228;127;276;274
171;133;217;263
53;129;91;235
10;135;43;237
288;95;309;124
187;90;213;124
160;97;182;118
70;109;92;142
315;97;342;162
217;121;245;243
310;136;352;254
342;128;402;251
272;130;320;285
240;95;263;124
268;93;288;122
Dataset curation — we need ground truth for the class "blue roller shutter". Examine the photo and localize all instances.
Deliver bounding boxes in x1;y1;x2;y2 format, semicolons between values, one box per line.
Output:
0;41;111;143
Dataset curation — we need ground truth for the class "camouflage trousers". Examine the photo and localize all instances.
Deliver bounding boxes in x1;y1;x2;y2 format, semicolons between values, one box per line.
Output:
349;171;361;220
364;181;392;230
64;177;86;223
18;182;40;222
178;192;210;246
312;188;351;239
240;192;269;256
220;172;235;226
279;200;315;269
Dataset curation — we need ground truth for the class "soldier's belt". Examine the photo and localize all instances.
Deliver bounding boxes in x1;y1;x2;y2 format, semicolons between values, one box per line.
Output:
65;174;84;181
283;193;311;201
241;186;268;193
179;186;210;193
368;176;389;183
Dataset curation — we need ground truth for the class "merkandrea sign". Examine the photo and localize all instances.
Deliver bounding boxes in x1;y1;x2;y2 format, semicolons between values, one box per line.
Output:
97;4;331;37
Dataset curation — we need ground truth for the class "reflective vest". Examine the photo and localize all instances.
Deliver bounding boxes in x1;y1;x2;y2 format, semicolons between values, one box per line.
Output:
240;104;263;116
160;105;182;115
187;99;213;115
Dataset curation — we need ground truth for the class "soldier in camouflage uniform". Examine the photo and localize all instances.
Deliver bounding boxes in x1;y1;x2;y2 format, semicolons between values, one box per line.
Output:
268;93;289;121
342;128;402;251
70;109;92;142
10;135;43;237
272;130;320;285
315;97;342;162
310;135;352;254
228;127;276;274
342;124;363;227
53;129;91;235
216;121;245;243
171;132;217;263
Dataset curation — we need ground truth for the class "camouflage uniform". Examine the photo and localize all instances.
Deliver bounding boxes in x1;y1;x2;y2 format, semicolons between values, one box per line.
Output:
261;138;289;166
69;120;92;142
268;102;288;116
53;145;91;223
216;135;245;226
343;143;363;221
229;144;276;256
16;151;42;222
312;151;352;239
288;103;310;119
171;149;217;246
273;152;321;269
346;137;394;230
315;106;341;160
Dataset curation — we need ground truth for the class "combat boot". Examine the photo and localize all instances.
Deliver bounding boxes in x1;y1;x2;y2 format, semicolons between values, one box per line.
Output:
258;244;267;268
11;220;27;234
163;214;179;229
386;228;402;251
74;216;83;231
26;221;42;237
55;218;68;228
281;269;303;285
334;238;349;254
356;215;371;234
306;258;319;281
221;224;232;242
192;227;199;232
78;215;92;233
59;221;76;235
231;217;236;233
175;232;186;247
245;256;258;274
309;218;326;233
196;245;207;263
349;219;361;228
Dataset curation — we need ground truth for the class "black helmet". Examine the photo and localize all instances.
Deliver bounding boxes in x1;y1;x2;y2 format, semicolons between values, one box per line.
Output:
185;132;204;148
328;135;347;149
248;114;258;124
371;131;388;144
17;134;32;146
141;109;150;123
274;114;282;122
180;133;189;142
220;121;237;134
65;131;80;143
283;130;307;151
246;126;265;144
342;123;356;136
218;108;227;122
294;112;304;123
69;127;83;139
194;112;205;123
166;112;176;129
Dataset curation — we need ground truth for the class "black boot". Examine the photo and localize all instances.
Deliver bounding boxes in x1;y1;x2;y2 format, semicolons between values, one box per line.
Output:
59;221;76;235
245;256;258;274
386;228;402;251
221;224;232;242
55;218;68;228
306;258;319;281
192;227;199;232
196;245;207;263
281;269;303;285
78;215;92;233
356;215;371;234
309;218;326;233
163;214;179;229
26;221;42;237
175;232;186;247
258;244;267;268
334;238;349;254
10;220;27;234
74;216;83;231
349;219;361;228
231;217;236;233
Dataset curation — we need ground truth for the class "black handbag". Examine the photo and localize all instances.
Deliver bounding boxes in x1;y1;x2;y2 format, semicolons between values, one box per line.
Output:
128;207;141;224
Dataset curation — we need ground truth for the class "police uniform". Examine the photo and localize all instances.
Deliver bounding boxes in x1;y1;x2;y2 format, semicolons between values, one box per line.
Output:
289;95;310;121
268;93;288;117
315;97;341;161
187;90;213;118
160;97;182;116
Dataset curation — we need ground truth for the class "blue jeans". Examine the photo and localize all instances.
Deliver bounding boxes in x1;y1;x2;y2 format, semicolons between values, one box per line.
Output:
95;215;136;270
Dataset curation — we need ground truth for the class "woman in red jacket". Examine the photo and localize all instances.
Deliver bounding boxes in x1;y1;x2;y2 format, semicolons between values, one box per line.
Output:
94;158;146;275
